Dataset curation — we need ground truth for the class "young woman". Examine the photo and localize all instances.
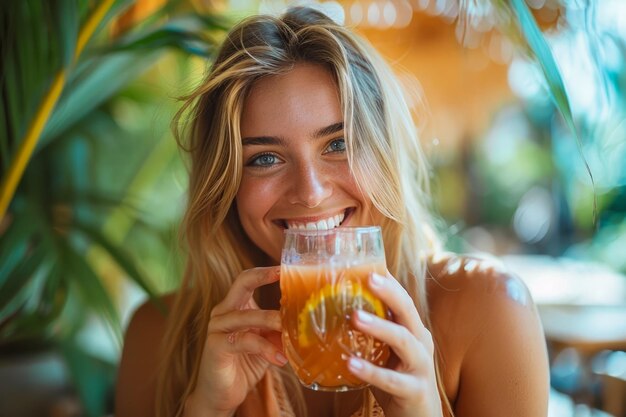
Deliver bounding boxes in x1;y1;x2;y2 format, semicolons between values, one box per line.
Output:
115;7;549;417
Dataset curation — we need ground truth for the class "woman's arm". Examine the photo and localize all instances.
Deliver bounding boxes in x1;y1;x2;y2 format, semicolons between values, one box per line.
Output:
454;271;550;416
353;255;550;417
115;298;170;417
116;268;287;417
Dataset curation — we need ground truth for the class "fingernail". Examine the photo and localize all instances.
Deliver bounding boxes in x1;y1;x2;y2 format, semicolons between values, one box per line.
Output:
275;352;288;365
370;273;384;288
349;358;364;371
356;310;373;324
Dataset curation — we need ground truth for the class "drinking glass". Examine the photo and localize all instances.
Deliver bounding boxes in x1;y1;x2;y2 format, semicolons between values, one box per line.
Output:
280;226;391;391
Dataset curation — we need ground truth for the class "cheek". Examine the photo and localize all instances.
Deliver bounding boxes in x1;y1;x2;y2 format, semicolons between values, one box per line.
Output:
338;164;366;200
236;183;258;226
340;165;380;221
236;175;285;262
236;176;278;227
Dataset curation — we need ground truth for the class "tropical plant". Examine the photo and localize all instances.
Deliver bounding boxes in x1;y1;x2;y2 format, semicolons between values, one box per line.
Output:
0;0;230;415
453;0;626;262
457;0;599;216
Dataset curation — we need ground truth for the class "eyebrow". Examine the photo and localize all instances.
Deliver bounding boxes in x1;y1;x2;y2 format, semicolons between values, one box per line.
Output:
241;136;285;147
313;122;344;138
242;122;344;146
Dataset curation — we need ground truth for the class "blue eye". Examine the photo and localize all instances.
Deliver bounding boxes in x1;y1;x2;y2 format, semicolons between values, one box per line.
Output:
249;153;279;167
326;138;346;153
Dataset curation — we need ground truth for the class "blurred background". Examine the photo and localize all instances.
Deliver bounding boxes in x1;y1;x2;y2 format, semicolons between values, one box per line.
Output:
1;0;625;416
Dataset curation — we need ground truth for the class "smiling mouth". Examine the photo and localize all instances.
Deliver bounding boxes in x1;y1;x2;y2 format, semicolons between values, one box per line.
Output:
276;208;355;230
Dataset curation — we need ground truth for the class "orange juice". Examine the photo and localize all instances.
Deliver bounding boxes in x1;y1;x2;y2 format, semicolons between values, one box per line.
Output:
280;262;391;390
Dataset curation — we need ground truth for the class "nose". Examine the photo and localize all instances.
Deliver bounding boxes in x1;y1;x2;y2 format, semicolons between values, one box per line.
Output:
288;161;332;208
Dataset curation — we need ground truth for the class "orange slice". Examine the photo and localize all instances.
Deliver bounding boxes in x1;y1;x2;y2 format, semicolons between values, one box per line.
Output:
297;281;386;348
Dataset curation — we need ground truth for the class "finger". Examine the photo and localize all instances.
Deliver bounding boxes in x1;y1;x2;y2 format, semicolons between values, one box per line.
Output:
212;266;280;316
213;331;288;367
264;329;283;350
369;272;428;340
209;309;281;334
352;310;429;372
348;356;418;398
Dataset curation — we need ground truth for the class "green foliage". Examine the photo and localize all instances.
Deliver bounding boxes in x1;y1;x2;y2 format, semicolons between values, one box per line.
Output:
0;1;230;415
449;0;625;258
59;338;117;416
507;0;597;220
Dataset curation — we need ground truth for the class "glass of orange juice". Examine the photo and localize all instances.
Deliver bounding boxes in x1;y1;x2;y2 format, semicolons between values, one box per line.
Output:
280;226;391;391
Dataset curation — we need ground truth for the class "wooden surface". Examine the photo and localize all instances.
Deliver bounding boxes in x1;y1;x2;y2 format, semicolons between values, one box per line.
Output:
503;255;626;355
539;304;626;354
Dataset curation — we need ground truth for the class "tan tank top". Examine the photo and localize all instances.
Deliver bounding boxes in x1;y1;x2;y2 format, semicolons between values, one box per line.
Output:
237;367;384;417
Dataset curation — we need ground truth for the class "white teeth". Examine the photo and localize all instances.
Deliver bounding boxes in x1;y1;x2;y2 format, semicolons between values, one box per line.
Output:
285;211;347;230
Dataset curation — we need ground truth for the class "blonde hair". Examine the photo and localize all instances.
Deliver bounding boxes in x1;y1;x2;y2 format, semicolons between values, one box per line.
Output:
156;6;451;417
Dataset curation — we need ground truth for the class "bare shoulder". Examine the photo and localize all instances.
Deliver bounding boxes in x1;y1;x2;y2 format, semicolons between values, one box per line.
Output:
426;253;549;416
115;293;178;417
427;252;534;314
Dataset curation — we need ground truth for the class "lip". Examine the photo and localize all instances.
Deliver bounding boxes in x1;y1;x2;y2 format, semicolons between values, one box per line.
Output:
272;207;356;229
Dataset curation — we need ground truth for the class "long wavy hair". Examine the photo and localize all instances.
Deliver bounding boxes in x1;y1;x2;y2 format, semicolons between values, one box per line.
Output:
156;6;451;417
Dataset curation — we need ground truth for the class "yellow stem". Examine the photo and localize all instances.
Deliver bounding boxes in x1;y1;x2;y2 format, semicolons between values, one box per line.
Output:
75;0;117;61
0;0;117;220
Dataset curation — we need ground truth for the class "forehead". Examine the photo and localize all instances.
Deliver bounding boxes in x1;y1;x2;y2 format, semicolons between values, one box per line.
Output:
240;63;342;138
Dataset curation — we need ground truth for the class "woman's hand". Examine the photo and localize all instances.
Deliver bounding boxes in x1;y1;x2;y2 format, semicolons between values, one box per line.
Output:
185;267;287;417
348;272;444;417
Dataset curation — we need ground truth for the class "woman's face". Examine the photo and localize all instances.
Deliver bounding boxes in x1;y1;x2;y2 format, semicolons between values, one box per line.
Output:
236;63;378;262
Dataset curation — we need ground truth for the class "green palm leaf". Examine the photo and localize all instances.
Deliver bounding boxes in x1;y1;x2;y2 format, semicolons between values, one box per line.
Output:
0;211;36;286
0;262;68;346
509;0;596;220
39;51;161;148
104;24;216;57
0;1;230;413
61;239;122;344
74;220;166;314
0;0;119;219
59;338;116;417
53;0;80;68
0;245;49;337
